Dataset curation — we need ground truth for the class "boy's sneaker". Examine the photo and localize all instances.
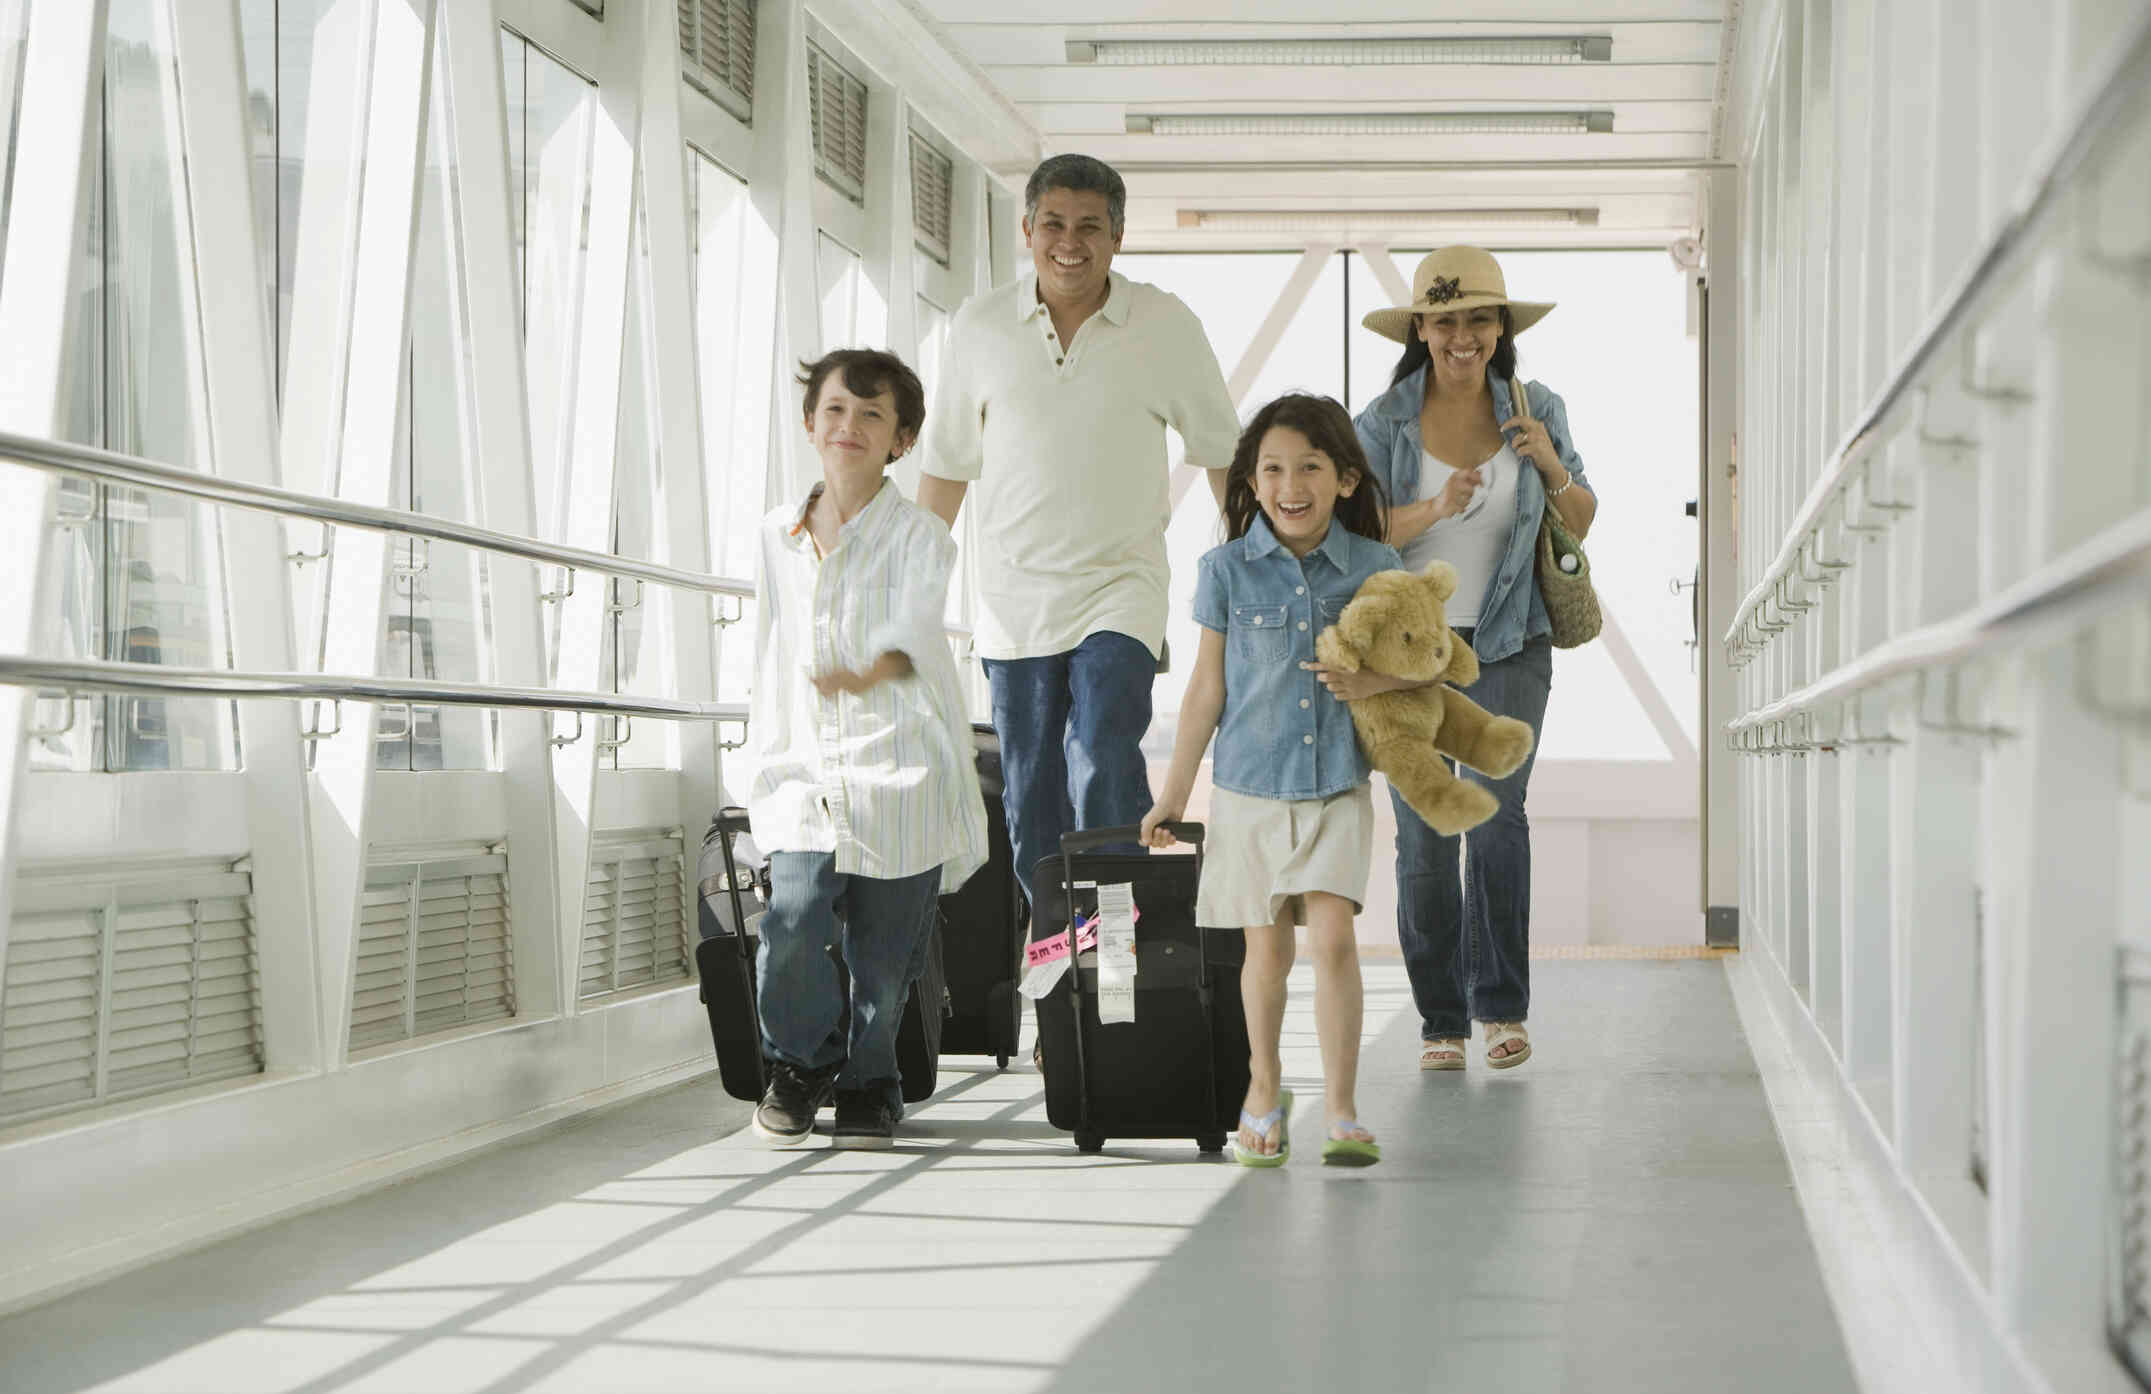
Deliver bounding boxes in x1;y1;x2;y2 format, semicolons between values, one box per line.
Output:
753;1060;831;1147
831;1087;899;1149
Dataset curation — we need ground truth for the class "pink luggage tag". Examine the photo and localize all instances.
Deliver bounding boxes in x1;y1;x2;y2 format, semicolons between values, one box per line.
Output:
1018;906;1140;998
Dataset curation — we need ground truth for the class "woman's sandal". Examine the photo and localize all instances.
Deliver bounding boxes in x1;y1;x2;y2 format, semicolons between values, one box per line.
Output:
1232;1088;1292;1168
1419;1037;1466;1071
1321;1121;1381;1167
1484;1021;1532;1069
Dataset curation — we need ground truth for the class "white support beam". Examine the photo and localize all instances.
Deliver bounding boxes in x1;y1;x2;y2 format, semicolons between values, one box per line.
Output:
632;0;723;871
166;0;325;1071
289;0;437;1070
438;0;563;1023
545;3;642;1018
745;0;817;522
0;0;106;1005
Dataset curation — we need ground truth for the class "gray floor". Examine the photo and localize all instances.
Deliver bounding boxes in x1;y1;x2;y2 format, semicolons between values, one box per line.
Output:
0;961;1857;1394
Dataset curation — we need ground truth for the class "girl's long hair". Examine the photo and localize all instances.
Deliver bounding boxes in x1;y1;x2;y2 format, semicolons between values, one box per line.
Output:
1222;394;1390;545
1387;304;1517;387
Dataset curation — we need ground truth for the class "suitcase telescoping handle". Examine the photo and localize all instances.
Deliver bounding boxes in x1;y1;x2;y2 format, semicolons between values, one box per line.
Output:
1059;822;1202;855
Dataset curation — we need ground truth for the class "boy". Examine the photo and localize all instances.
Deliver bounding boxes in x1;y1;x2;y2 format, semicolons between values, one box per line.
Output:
740;349;986;1147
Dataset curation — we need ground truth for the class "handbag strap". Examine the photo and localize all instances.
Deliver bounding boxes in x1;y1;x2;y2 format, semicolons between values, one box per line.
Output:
1508;375;1534;426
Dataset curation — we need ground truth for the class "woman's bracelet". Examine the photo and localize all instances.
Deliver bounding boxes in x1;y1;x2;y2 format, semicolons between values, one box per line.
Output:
1546;469;1575;499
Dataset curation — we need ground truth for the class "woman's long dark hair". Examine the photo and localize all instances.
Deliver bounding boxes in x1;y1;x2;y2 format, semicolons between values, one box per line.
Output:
1223;394;1390;545
1387;304;1517;387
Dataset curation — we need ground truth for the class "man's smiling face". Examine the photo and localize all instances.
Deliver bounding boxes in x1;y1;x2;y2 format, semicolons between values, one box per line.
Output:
1025;187;1119;309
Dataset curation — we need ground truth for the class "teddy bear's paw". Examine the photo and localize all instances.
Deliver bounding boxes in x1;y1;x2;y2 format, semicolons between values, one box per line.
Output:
1418;781;1499;837
1466;717;1535;779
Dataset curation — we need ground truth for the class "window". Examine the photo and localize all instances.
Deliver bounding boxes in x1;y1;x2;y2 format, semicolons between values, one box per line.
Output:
579;830;690;999
1;860;262;1125
501;28;599;553
910;132;953;266
689;150;767;709
806;42;866;204
32;0;241;774
816;232;862;350
350;849;514;1052
678;0;754;123
379;30;497;772
0;0;34;288
605;186;677;771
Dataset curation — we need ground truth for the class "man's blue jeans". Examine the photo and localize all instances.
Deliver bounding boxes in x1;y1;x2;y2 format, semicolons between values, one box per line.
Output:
1390;634;1553;1040
983;630;1155;913
757;852;941;1113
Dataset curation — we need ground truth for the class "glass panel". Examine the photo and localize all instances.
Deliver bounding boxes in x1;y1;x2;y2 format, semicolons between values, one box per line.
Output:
607;188;675;770
501;29;596;542
33;0;241;773
914;295;948;400
690;151;762;708
815;231;860;350
0;0;34;277
237;0;337;400
379;37;496;772
1345;248;1411;414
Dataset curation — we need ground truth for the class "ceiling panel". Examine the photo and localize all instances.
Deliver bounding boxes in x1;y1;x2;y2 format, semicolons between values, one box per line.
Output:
916;1;1734;249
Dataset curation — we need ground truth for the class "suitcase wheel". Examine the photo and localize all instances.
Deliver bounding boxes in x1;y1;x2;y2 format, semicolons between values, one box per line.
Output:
1075;1129;1105;1155
995;1054;1009;1070
1197;1132;1227;1155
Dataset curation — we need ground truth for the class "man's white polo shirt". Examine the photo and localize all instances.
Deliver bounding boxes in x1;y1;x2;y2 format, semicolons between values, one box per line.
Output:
914;270;1238;662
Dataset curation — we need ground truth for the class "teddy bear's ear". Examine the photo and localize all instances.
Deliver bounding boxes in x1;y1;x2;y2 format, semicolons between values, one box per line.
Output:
1444;630;1480;687
1420;560;1459;604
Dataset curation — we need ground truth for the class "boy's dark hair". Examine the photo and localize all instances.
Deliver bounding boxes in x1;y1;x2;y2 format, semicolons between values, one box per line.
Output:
1023;153;1126;237
796;349;927;452
1222;394;1389;545
1387;304;1518;387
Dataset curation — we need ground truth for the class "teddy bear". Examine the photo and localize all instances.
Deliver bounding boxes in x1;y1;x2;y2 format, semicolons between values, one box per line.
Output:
1313;561;1536;836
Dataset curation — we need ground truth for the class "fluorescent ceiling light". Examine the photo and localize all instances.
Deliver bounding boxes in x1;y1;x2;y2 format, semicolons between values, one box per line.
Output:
1067;37;1613;66
1175;208;1600;232
1127;111;1615;136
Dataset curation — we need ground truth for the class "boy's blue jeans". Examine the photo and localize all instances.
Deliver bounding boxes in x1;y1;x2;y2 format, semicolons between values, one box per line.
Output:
1390;634;1553;1040
757;852;941;1114
983;630;1155;913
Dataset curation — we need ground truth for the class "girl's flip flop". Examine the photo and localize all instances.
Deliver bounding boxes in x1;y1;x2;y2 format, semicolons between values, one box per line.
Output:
1321;1121;1381;1167
1232;1088;1292;1167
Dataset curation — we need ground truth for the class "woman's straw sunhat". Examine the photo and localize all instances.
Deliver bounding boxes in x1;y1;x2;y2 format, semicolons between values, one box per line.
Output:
1361;246;1555;344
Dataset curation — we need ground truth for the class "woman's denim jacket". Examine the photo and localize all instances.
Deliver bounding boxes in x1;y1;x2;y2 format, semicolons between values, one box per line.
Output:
1352;365;1592;664
1193;515;1403;802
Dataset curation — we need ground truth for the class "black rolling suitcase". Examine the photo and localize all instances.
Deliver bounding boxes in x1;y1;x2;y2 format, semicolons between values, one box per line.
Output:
694;809;946;1104
934;725;1027;1067
1030;824;1250;1154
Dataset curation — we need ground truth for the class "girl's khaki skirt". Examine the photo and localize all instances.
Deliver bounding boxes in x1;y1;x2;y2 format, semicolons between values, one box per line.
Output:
1194;783;1375;929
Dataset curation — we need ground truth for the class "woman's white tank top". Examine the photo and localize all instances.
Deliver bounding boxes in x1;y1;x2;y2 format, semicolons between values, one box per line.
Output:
1395;442;1519;628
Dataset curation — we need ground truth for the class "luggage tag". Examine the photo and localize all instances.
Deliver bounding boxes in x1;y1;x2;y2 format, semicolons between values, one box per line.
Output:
1018;914;1099;1000
1095;883;1138;1023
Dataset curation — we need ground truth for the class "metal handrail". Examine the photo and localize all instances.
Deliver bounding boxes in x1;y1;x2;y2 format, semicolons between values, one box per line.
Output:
0;429;753;599
1723;7;2151;660
1726;509;2151;735
0;655;748;723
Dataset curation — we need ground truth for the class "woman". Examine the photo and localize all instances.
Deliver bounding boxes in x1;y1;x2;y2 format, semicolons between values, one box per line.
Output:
1331;246;1596;1071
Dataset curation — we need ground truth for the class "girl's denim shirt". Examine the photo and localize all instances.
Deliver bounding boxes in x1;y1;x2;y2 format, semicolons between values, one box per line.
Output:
1193;515;1403;802
1352;365;1593;664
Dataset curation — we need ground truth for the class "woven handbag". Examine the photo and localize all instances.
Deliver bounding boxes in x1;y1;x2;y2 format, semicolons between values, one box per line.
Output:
1512;377;1601;648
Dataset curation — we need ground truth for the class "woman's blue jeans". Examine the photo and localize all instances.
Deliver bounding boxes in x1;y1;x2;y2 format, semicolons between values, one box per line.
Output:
1390;634;1553;1040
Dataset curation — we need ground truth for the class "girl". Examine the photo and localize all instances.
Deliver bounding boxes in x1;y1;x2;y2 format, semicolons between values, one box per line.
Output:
1140;393;1402;1167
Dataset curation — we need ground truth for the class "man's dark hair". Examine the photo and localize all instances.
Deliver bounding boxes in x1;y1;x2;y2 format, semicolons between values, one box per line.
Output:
795;348;926;451
1388;304;1518;387
1023;153;1126;237
1222;394;1389;545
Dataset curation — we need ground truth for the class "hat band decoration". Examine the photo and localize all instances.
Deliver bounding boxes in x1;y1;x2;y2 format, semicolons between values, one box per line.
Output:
1423;276;1502;306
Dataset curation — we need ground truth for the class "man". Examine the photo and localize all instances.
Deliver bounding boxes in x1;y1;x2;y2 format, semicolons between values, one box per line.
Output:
914;153;1238;912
